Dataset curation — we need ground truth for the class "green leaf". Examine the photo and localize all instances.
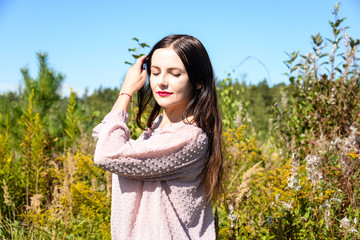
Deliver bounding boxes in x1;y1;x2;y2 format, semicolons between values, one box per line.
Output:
335;67;342;73
284;62;290;69
335;19;341;27
319;61;329;66
290;66;297;73
326;38;334;44
291;51;299;62
140;43;150;48
132;37;139;42
289;76;295;84
80;115;89;121
319;53;328;58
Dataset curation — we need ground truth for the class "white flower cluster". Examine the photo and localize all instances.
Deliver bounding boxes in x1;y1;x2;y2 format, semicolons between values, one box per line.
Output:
281;201;293;211
341;28;359;61
227;204;237;227
305;155;323;185
320;197;342;229
340;216;358;233
330;43;338;61
342;31;351;58
330;126;359;167
287;153;301;191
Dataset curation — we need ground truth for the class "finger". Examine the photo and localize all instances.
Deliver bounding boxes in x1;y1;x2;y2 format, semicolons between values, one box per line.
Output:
134;55;148;68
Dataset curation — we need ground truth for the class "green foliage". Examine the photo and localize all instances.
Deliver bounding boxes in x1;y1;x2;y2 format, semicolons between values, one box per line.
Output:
215;3;360;239
216;76;285;141
217;75;240;130
21;52;64;119
64;90;80;148
272;5;360;154
19;89;48;202
1;4;360;239
124;37;150;65
0;53;111;239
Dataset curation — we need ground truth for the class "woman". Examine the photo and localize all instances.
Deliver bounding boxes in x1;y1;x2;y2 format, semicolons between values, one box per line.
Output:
93;34;222;239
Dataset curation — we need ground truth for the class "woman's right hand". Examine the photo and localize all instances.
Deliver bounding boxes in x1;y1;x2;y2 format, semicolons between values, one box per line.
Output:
120;55;148;97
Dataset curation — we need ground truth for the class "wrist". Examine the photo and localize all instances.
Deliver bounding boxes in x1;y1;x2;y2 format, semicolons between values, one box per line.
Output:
118;92;133;101
119;88;135;97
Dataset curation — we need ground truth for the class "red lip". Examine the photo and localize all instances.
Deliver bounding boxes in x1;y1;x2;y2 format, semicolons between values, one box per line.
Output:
157;91;173;97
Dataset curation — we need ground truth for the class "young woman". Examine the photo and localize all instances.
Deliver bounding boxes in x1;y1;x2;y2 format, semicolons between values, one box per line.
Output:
93;34;223;239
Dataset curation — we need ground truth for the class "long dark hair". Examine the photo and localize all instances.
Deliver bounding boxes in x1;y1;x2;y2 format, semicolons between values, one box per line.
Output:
136;34;223;200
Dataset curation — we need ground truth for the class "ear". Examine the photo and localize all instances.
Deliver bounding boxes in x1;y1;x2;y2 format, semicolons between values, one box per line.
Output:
196;84;202;90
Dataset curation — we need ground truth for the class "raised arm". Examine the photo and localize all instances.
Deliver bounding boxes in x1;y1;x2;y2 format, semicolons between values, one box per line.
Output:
111;55;147;113
92;110;208;181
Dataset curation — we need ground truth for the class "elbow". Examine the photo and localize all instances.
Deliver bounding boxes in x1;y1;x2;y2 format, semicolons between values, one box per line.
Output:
93;153;112;173
93;148;107;167
93;141;112;166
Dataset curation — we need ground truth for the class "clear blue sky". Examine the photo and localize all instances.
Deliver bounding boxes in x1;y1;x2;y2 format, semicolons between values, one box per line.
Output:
1;0;359;96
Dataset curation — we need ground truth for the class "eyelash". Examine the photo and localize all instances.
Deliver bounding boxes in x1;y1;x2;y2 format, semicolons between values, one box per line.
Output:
152;72;181;77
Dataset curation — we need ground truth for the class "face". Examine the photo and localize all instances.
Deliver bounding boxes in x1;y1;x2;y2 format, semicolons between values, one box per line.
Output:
150;47;193;114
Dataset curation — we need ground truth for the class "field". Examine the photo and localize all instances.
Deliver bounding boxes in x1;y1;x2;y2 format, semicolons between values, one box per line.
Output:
1;5;360;239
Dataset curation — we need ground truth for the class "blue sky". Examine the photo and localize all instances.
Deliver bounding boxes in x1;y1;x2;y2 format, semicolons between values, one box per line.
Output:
1;0;359;96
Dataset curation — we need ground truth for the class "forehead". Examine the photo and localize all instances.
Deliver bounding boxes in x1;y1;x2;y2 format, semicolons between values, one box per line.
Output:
151;48;185;69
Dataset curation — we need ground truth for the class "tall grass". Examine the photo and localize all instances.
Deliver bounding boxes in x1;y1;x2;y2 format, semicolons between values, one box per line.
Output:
0;4;359;239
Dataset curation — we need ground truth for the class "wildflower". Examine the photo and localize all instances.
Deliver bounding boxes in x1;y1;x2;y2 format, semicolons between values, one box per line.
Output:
343;31;350;51
287;174;301;191
2;179;11;207
228;213;237;222
275;194;280;203
329;137;342;150
340;216;351;229
320;200;331;209
26;194;43;213
347;151;360;160
305;155;323;185
281;201;292;211
330;43;338;58
330;197;341;203
287;154;302;191
227;204;237;227
351;217;359;233
324;209;331;229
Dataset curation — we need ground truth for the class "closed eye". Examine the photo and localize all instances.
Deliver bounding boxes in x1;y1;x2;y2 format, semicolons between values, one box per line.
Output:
172;73;181;77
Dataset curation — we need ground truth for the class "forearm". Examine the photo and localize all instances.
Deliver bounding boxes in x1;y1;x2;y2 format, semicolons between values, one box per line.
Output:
111;94;132;112
111;55;147;113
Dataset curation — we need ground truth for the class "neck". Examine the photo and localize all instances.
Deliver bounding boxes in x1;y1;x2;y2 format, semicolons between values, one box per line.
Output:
159;107;195;128
161;107;184;126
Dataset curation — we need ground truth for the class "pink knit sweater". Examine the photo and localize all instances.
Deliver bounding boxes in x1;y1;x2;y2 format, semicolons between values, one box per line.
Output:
92;110;215;240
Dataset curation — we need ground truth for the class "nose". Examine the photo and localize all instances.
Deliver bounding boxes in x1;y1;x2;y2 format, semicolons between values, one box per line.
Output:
158;74;168;87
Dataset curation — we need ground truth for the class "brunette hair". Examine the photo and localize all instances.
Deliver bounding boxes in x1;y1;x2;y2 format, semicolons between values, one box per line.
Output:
136;34;223;200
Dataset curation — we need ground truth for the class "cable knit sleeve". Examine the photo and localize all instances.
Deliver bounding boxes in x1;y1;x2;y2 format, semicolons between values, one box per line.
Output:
92;110;208;181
